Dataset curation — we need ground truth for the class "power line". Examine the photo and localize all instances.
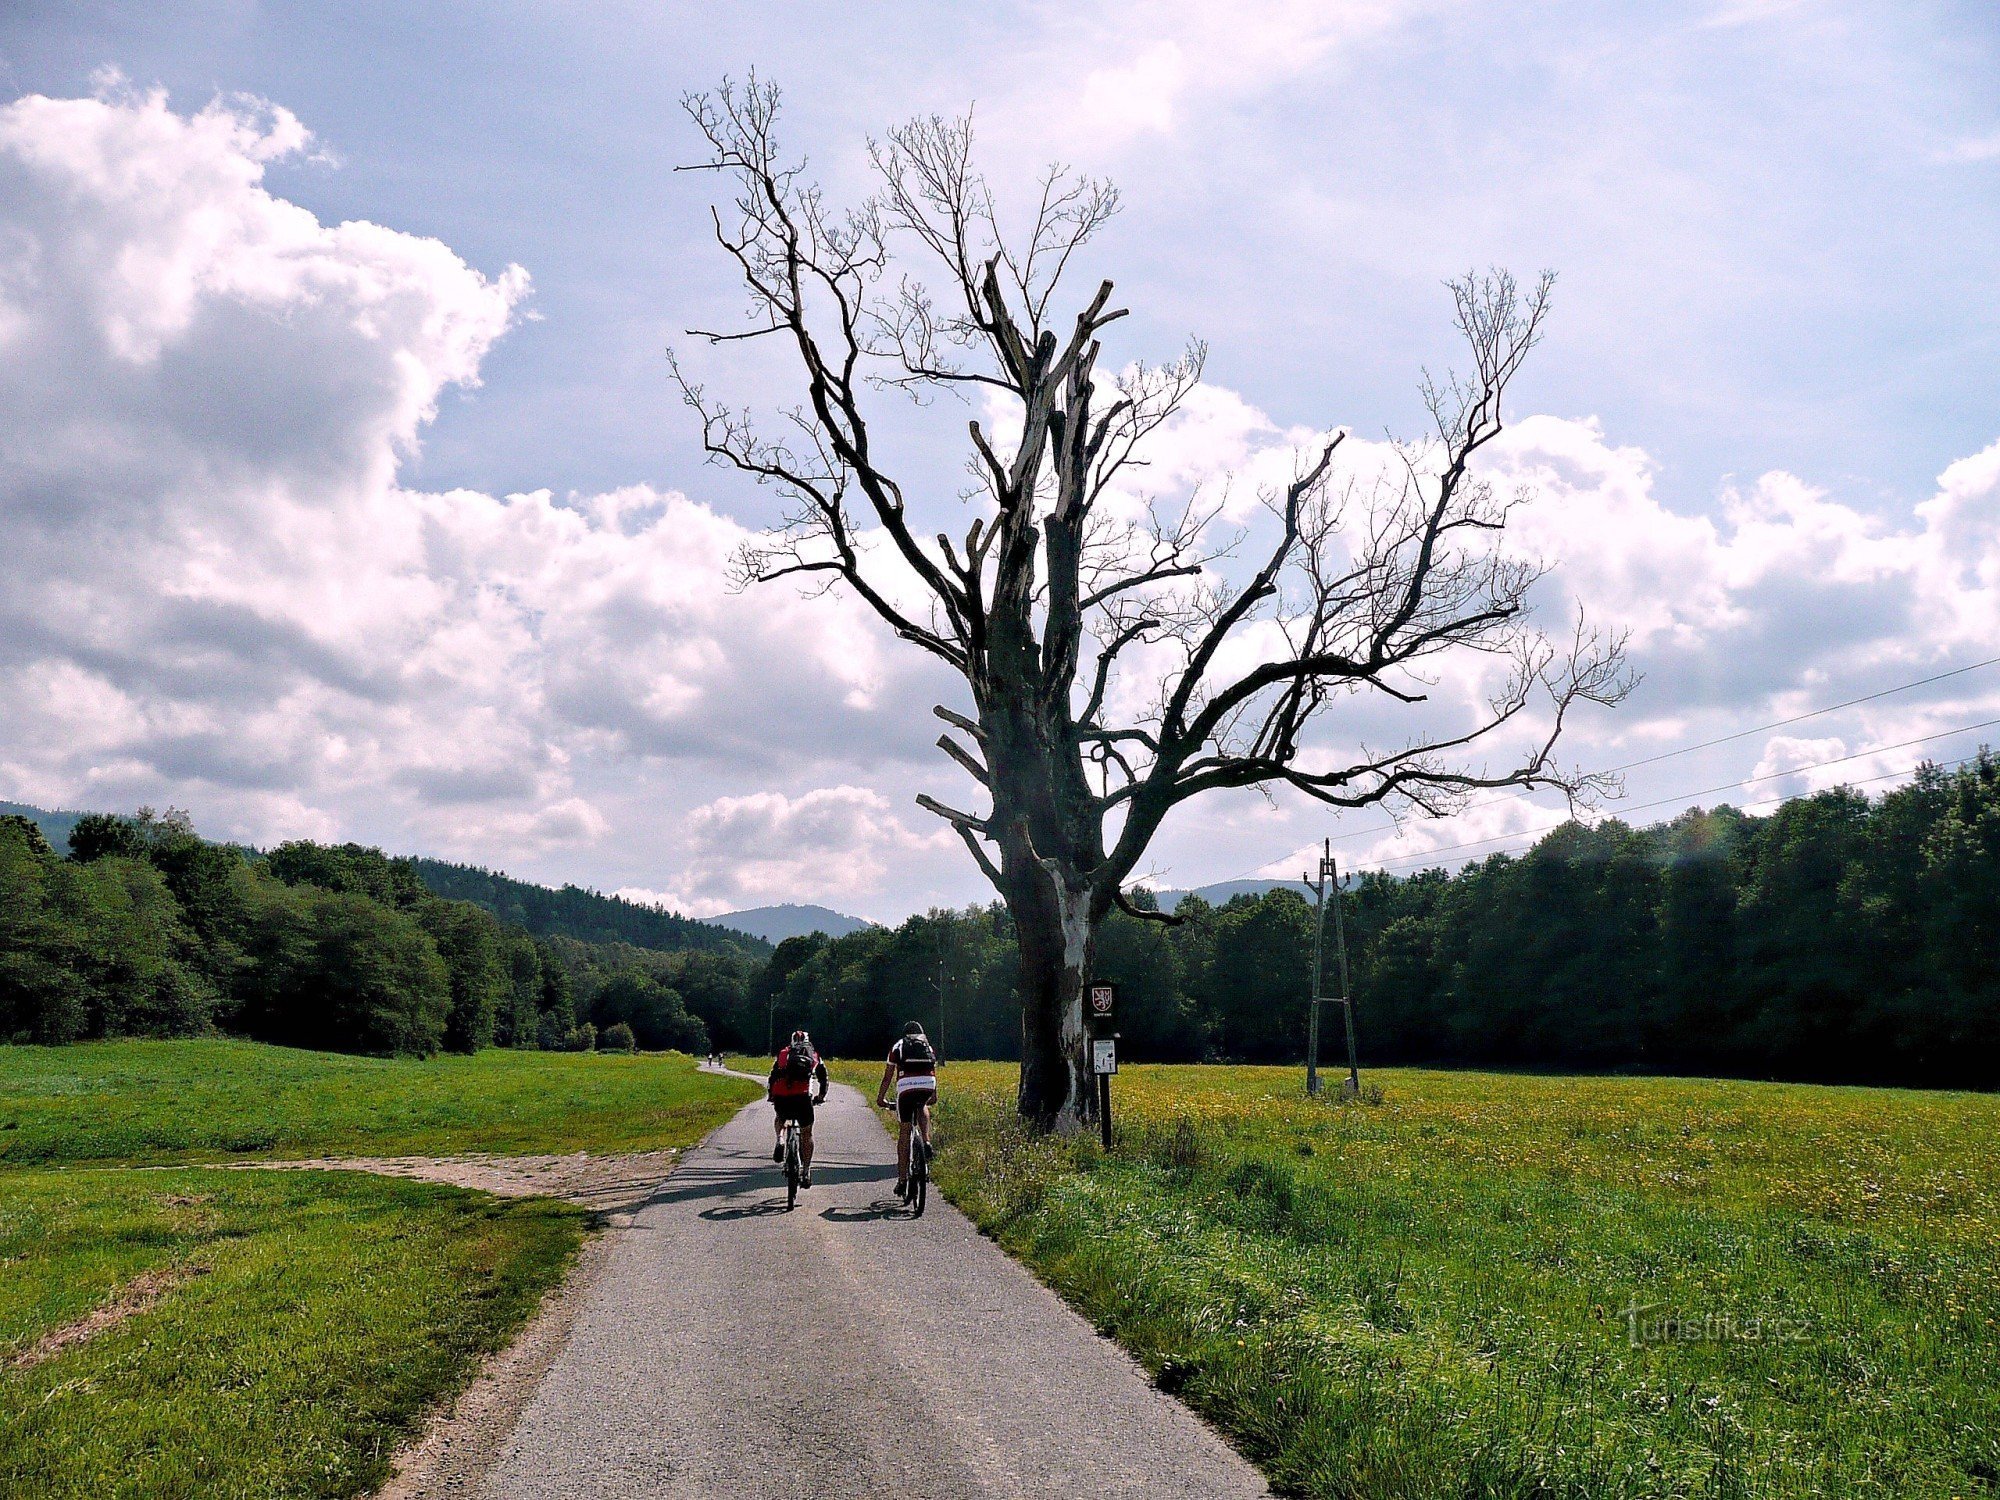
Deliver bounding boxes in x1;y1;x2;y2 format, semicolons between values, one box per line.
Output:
1597;655;2000;777
1175;653;2000;890
1356;720;1999;870
1321;653;2000;851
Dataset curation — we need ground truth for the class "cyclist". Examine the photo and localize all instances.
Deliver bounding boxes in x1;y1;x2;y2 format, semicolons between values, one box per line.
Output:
768;1029;828;1187
875;1021;937;1200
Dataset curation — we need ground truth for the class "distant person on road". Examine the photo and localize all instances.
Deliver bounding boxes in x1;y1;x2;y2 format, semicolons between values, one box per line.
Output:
768;1029;829;1187
875;1021;937;1200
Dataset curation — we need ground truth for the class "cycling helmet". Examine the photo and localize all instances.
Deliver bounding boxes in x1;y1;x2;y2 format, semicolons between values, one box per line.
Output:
904;1021;926;1037
790;1029;810;1048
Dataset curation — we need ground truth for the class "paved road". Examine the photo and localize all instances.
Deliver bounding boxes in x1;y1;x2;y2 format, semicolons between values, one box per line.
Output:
479;1076;1269;1499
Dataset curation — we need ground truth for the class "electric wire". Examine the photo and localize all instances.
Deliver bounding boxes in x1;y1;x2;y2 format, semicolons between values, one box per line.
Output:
1317;652;2000;851
1172;654;2000;890
1597;654;2000;776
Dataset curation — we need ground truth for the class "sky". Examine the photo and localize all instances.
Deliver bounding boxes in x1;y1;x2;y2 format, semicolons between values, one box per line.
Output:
0;1;1996;921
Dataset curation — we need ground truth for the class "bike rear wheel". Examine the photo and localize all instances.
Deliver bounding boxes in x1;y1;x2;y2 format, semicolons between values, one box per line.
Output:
784;1126;800;1211
909;1137;929;1217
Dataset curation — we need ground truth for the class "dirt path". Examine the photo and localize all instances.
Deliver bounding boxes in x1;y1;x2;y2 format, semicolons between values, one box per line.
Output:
466;1082;1270;1499
234;1150;683;1214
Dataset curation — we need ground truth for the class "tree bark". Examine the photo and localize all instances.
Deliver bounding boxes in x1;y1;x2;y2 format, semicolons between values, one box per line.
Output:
1006;854;1099;1129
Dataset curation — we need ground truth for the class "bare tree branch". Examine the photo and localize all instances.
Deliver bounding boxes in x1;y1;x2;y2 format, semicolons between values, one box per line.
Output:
677;79;1626;1128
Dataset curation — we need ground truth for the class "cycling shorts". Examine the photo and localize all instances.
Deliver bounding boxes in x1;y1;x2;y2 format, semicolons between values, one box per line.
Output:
772;1094;815;1127
897;1087;935;1123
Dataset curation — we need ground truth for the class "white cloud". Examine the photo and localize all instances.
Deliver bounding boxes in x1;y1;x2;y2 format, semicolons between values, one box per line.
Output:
4;81;1997;915
0;84;941;896
612;884;733;920
1136;404;2000;885
1490;417;2000;683
1940;132;2000;164
1749;734;1846;797
673;785;954;911
1026;0;1442;145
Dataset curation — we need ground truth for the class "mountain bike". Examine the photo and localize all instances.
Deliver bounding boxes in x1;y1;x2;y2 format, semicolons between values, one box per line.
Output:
906;1133;929;1217
877;1098;933;1217
905;1129;930;1217
781;1119;803;1211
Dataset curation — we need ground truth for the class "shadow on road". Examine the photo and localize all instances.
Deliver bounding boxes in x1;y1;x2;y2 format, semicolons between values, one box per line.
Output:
796;1161;899;1187
698;1198;794;1220
639;1166;769;1207
650;1157;898;1213
818;1199;909;1223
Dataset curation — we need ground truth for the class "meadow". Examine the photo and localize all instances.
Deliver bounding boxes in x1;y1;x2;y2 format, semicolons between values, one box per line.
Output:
835;1061;2000;1500
0;1037;759;1165
0;1041;759;1498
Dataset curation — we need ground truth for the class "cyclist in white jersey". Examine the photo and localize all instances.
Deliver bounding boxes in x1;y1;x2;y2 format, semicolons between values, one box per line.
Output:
874;1021;937;1200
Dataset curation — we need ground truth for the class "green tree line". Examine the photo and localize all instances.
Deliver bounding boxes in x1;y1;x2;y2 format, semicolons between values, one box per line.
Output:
745;757;1999;1089
0;811;742;1057
7;756;1994;1088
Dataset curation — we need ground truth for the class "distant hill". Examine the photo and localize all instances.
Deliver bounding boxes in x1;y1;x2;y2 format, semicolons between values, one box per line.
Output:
699;903;872;943
1;799;89;851
1152;878;1302;914
411;858;769;955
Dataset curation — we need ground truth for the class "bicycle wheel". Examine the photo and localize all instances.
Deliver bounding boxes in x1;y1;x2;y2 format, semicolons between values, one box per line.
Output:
909;1139;928;1217
784;1128;800;1211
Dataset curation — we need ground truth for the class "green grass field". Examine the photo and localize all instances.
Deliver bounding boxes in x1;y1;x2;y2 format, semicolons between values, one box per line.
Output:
0;1038;761;1165
1;1168;582;1499
833;1061;2000;1500
0;1040;759;1498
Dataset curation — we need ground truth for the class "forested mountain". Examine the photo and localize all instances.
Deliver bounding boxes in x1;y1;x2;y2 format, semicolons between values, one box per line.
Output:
0;800;85;853
0;801;762;959
411;858;767;955
1155;879;1296;913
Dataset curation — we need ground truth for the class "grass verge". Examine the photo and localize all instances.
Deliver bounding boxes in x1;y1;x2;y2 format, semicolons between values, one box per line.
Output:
0;1039;761;1495
0;1166;584;1498
830;1060;2000;1499
0;1038;761;1165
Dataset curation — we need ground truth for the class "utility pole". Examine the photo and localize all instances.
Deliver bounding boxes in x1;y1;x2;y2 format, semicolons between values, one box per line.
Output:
1304;839;1361;1098
1330;849;1360;1098
936;932;948;1057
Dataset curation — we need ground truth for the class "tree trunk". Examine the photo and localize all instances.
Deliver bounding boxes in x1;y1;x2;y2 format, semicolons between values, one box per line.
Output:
1004;845;1100;1130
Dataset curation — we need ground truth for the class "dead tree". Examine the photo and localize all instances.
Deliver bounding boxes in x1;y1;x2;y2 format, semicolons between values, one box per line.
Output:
673;81;1628;1129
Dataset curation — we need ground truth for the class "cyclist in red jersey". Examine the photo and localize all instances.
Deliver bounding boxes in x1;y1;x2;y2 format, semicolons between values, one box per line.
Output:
768;1029;829;1187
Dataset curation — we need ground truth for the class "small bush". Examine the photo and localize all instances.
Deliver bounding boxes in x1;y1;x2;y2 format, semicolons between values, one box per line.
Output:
560;1023;596;1052
601;1022;636;1053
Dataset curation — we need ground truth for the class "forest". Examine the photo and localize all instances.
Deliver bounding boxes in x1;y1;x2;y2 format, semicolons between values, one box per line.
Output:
744;755;2000;1090
3;752;1994;1089
0;810;760;1057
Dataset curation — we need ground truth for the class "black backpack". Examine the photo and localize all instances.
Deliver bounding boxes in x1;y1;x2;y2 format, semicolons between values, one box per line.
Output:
783;1045;815;1082
898;1034;935;1070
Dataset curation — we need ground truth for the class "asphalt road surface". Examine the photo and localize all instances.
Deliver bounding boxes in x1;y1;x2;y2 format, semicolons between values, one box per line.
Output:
479;1075;1270;1499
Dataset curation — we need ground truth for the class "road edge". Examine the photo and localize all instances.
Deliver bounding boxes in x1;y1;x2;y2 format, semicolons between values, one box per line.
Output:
831;1062;1276;1495
372;1074;762;1499
372;1226;614;1500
